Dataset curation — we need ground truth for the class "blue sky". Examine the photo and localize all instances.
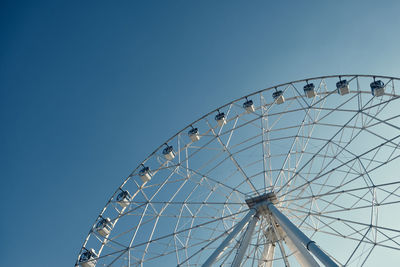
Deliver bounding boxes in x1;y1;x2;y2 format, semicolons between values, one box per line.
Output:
1;1;400;266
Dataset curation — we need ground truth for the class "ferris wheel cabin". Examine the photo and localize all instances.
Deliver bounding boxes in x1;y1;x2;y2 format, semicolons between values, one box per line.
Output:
188;127;200;142
336;80;349;95
370;80;385;96
215;112;226;127
272;90;285;104
303;83;316;98
79;248;97;267
243;99;255;113
162;145;175;160
95;217;112;237
139;166;152;183
116;190;131;208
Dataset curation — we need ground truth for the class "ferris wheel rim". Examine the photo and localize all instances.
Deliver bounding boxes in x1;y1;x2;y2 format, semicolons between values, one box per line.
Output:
137;74;400;170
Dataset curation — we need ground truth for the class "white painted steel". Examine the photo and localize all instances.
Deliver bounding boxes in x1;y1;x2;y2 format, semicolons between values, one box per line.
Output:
258;243;275;267
231;213;259;267
276;222;320;267
77;75;400;267
266;201;338;267
202;208;257;267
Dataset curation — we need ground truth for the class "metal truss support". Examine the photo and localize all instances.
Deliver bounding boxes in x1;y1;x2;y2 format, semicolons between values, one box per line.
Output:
258;243;275;267
265;201;338;267
202;208;257;267
274;218;319;267
231;212;259;267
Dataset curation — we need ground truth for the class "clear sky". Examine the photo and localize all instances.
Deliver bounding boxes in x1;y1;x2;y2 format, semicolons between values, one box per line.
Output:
1;0;400;266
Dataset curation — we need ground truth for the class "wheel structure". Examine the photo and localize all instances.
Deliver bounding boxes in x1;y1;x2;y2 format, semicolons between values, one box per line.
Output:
76;75;400;267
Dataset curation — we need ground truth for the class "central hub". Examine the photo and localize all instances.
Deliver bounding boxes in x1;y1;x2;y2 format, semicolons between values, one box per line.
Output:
245;192;278;208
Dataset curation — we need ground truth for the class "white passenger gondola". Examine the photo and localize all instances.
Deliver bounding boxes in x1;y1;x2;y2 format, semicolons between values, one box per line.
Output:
95;217;112;237
79;248;97;267
162;145;175;160
243;98;255;113
188;127;200;142
303;83;316;98
139;166;152;183
116;190;131;208
272;90;285;104
215;112;226;127
370;80;385;97
336;79;349;95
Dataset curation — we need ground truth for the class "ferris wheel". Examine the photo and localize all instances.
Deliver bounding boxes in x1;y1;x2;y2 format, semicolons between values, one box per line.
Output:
76;75;400;267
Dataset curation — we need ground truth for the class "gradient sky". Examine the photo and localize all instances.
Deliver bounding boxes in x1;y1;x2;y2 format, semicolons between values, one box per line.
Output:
1;1;400;266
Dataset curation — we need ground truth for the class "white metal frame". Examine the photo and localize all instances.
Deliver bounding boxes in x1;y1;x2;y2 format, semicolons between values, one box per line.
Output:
76;75;400;267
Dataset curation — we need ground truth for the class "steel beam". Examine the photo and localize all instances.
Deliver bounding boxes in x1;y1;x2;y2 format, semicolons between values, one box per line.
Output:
265;201;338;267
231;213;259;267
277;223;319;267
202;208;257;267
258;243;275;267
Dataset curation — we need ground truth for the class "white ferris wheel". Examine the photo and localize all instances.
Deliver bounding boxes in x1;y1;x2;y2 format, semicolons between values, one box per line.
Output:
76;75;400;267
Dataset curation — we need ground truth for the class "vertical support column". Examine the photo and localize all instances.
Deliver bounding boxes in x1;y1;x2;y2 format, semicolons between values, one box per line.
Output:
258;243;275;267
202;208;257;267
269;219;291;267
274;218;319;267
265;201;338;267
231;213;259;267
283;233;319;267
